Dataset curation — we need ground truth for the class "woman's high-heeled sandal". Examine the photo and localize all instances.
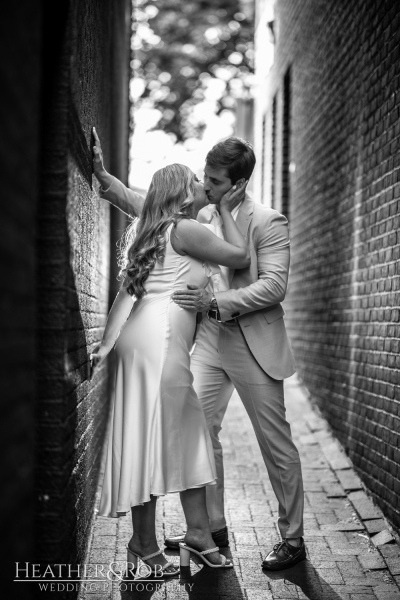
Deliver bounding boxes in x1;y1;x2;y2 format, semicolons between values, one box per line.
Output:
179;543;233;568
126;545;180;577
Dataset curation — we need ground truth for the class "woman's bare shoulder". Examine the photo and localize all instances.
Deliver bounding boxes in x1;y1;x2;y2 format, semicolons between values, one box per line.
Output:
174;218;205;236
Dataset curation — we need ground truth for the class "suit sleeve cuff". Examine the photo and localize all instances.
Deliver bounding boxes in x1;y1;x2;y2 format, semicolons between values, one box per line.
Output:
214;291;237;322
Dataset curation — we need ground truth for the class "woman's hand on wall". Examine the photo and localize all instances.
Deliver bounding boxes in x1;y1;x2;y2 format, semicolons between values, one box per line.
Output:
92;127;114;190
90;342;112;380
90;289;134;381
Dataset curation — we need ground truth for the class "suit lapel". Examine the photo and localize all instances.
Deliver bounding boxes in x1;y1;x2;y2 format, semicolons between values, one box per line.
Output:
228;195;254;285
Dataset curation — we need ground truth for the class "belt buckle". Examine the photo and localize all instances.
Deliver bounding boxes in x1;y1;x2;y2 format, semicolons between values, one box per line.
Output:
207;309;222;323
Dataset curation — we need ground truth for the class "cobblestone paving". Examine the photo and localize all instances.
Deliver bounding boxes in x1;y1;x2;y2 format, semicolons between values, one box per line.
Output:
79;375;400;600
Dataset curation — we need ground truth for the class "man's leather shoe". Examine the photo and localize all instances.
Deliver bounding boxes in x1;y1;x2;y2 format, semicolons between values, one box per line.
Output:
262;538;306;570
165;526;229;550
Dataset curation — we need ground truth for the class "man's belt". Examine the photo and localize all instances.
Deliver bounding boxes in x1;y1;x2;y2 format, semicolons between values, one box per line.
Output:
208;309;237;324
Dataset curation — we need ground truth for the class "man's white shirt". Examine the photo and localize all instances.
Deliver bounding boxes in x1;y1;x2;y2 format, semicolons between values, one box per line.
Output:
201;202;243;293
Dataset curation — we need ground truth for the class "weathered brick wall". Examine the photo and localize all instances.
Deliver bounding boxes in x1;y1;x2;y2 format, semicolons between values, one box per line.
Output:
35;0;130;579
255;0;400;531
0;4;42;596
2;0;130;592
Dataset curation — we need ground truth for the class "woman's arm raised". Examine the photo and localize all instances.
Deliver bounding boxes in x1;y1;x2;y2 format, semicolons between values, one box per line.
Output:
92;127;145;218
172;183;250;268
172;215;250;269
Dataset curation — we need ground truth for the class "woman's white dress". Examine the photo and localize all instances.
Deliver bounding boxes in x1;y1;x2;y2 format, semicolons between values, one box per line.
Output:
99;223;218;517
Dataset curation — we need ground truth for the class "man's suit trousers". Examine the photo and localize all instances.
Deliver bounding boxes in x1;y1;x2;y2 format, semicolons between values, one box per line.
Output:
190;316;304;539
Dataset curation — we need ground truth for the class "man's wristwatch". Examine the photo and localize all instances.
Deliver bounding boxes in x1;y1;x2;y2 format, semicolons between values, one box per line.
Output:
209;295;222;321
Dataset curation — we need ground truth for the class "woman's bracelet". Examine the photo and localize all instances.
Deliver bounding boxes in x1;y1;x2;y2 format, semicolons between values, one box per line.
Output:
100;175;115;193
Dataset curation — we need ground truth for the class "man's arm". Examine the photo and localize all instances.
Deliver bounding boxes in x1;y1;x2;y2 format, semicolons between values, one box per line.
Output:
92;127;145;218
216;211;290;321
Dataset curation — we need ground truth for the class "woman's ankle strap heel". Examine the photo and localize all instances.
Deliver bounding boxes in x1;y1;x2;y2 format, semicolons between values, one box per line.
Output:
127;547;138;567
179;542;233;569
180;545;191;567
126;547;138;578
126;544;180;577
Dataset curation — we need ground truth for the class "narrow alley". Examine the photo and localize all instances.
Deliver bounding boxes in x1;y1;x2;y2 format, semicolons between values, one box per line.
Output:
80;376;400;600
3;2;400;599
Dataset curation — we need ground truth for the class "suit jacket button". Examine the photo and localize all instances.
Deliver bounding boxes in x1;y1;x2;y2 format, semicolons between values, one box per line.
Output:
231;312;240;317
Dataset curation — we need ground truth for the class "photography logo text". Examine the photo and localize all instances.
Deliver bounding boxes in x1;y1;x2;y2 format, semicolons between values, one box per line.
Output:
15;562;194;593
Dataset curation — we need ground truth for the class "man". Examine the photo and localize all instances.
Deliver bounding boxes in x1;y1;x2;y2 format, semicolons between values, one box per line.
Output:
92;128;306;570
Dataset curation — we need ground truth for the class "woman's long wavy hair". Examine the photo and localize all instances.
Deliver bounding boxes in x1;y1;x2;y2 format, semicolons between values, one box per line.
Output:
119;163;196;299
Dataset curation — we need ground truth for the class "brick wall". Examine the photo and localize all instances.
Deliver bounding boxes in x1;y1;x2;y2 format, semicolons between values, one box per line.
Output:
35;0;130;574
255;0;400;531
1;1;130;595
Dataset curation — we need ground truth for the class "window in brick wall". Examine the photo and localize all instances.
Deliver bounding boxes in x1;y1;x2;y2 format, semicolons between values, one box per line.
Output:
271;96;277;209
281;67;291;221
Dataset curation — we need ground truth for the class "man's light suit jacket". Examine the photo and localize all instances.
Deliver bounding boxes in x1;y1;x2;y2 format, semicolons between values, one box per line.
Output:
101;180;296;381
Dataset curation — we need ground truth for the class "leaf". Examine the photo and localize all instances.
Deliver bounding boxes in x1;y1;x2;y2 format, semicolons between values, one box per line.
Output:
132;0;255;140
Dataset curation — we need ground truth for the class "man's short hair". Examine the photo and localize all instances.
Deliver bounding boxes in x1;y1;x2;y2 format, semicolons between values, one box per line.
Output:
206;137;256;184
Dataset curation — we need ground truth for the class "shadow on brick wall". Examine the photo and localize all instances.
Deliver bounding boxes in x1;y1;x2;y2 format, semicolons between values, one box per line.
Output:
32;1;130;598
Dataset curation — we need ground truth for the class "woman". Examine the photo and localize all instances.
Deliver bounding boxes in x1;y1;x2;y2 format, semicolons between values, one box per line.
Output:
91;163;250;575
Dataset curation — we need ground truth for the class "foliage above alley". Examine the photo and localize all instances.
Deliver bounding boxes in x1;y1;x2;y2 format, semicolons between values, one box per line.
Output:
131;0;255;141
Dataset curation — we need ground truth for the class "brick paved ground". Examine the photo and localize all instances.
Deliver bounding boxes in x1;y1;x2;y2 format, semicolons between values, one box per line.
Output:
79;375;400;600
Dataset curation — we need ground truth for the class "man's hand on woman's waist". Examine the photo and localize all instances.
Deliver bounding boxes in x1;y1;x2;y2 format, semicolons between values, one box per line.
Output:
172;285;213;312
